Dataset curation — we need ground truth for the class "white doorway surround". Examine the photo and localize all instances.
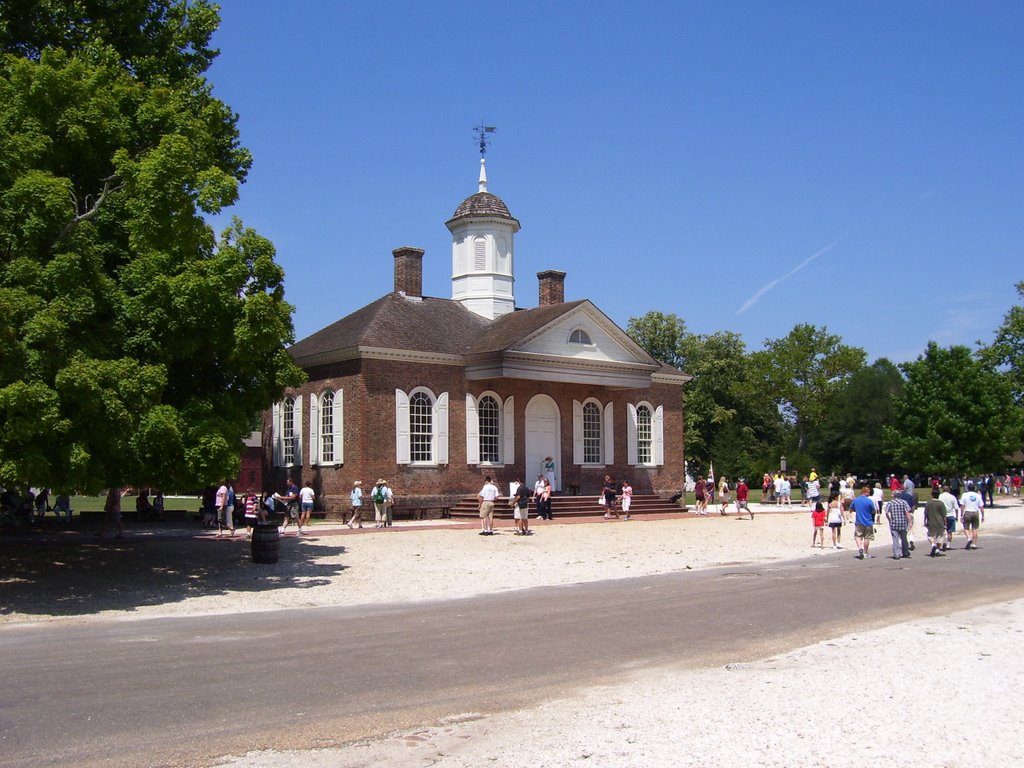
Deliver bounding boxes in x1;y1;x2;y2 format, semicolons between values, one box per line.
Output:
525;394;560;492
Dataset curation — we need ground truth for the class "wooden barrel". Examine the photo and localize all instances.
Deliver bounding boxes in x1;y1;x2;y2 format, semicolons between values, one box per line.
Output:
251;523;280;564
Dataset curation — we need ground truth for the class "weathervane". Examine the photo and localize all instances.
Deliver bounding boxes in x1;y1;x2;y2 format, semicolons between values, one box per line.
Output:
474;123;496;157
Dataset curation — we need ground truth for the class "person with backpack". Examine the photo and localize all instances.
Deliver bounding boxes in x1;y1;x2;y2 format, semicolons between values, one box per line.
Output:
371;479;393;528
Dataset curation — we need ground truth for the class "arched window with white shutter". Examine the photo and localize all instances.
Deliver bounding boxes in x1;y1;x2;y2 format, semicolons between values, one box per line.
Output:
316;389;343;465
396;387;449;466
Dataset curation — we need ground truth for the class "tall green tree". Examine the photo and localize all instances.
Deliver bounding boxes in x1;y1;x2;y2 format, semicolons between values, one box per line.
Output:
984;280;1024;404
883;343;1022;475
748;324;866;454
627;311;782;479
625;310;687;371
812;358;903;475
0;1;303;491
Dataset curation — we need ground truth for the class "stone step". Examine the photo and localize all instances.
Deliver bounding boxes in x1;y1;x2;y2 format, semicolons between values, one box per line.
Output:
448;494;682;519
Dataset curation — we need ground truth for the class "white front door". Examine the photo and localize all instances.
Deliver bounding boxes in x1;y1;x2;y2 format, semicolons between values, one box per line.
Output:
525;395;560;492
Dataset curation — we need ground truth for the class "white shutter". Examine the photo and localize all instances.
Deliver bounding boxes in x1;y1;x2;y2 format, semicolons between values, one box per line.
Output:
308;394;319;466
627;403;638;465
572;400;583;464
604;402;615;465
334;389;344;464
436;392;449;465
272;401;282;466
466;394;479;465
395;389;410;464
654;405;665;466
293;395;303;467
503;396;515;464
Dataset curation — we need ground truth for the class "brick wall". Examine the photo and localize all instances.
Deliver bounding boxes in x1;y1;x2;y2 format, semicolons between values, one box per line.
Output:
264;360;685;512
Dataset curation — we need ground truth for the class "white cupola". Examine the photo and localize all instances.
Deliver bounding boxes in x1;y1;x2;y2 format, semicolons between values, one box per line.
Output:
445;157;520;320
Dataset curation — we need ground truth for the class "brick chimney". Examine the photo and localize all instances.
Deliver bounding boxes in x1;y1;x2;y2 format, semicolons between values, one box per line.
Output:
393;246;424;297
537;270;566;307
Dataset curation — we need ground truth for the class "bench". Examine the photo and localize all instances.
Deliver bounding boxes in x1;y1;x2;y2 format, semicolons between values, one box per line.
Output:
391;505;449;520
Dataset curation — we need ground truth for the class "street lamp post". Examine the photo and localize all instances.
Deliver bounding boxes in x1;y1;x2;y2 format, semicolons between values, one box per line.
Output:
780;455;787;473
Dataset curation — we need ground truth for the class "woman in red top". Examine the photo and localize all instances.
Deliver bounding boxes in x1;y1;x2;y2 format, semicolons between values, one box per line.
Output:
811;501;827;548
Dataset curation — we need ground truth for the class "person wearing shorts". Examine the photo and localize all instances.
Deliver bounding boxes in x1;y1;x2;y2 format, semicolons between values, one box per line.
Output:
298;480;315;534
620;479;633;521
478;475;498;536
694;478;707;516
243;492;259;537
511;477;531;535
827;493;844;548
938;485;959;551
276;476;300;535
959;483;984;550
850;485;877;559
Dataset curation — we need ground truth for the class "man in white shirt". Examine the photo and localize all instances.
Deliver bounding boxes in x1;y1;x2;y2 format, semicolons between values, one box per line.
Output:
871;482;884;524
937;484;960;552
959;482;985;550
478;476;499;536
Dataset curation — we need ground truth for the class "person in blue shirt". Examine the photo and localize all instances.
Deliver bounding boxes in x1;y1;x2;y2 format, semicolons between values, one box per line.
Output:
850;484;877;560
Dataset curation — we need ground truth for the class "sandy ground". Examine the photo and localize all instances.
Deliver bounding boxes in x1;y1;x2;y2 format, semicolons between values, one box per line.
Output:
11;500;1021;624
4;499;1024;766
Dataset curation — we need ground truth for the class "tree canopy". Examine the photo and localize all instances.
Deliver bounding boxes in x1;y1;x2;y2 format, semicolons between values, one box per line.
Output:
630;303;1024;482
985;280;1024;404
748;324;866;453
0;0;303;491
811;358;903;476
883;343;1022;476
628;311;783;480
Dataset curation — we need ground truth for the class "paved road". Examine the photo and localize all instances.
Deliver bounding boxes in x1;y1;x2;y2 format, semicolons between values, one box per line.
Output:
3;530;1023;767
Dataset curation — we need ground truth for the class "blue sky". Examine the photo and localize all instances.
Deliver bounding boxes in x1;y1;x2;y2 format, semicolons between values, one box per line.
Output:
207;0;1023;365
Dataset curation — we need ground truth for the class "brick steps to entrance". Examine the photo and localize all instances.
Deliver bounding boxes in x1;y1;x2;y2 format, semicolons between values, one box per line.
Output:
448;493;682;520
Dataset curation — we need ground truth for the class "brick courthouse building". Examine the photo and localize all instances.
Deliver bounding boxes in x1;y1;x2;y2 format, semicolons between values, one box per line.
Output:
264;160;688;513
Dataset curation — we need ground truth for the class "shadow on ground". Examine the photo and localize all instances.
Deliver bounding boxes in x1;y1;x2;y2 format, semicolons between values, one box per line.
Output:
0;524;347;619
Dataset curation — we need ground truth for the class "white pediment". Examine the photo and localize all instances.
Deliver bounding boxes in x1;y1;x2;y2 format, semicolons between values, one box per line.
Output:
515;303;652;364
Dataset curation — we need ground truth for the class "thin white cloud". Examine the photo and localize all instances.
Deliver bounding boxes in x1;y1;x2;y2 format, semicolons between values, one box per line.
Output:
928;291;990;347
736;235;846;315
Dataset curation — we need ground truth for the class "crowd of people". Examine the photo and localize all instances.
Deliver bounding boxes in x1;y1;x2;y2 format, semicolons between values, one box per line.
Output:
6;465;1019;546
671;467;1013;560
840;477;989;560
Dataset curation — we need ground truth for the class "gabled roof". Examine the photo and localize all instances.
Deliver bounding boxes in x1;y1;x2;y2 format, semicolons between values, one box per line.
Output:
288;292;689;385
467;300;588;355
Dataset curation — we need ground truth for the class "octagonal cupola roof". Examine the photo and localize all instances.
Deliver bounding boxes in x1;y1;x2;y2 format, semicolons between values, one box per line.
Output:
446;158;520;231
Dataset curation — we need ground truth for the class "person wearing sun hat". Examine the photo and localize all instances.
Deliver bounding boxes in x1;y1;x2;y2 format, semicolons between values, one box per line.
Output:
347;480;364;528
370;478;393;528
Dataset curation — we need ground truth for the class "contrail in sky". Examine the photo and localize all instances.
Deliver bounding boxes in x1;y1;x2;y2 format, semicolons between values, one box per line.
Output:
736;235;847;315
